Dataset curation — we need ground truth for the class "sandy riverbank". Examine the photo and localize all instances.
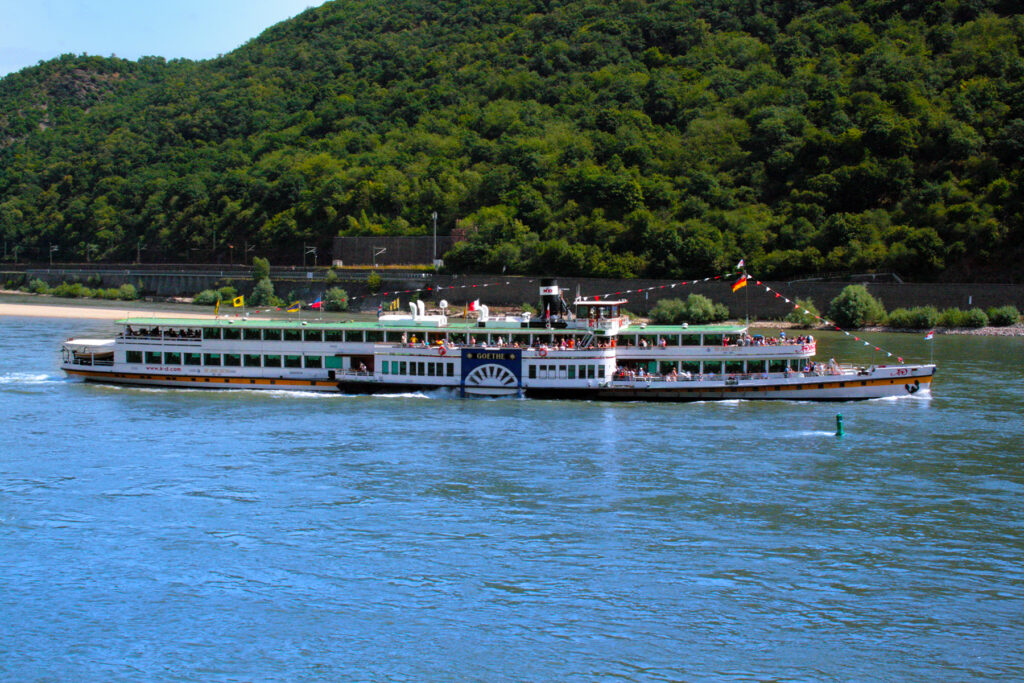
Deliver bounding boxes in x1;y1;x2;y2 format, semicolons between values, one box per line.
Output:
0;302;221;320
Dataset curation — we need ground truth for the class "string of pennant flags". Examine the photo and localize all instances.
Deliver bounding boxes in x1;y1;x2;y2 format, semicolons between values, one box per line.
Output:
748;276;905;364
589;269;907;364
234;268;910;363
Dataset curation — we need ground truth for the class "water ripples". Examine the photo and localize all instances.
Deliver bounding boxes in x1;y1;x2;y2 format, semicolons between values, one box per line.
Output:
1;323;1023;679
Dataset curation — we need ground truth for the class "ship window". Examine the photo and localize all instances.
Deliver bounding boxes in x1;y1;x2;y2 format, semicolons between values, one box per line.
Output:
659;361;676;375
244;354;262;367
126;350;143;363
681;361;700;375
145;351;161;364
664;335;680;346
568;365;575;379
399;361;407;375
203;328;221;340
382;362;389;375
204;353;221;366
769;359;787;373
283;329;302;342
559;366;567;379
427;362;436;377
185;352;202;366
264;355;282;368
264;329;282;341
304;356;323;369
597;365;605;379
725;361;744;374
447;363;454;377
681;335;701;346
365;331;383;342
301;329;321;342
324;330;344;342
417;362;425;376
284;355;302;368
244;329;262;341
224;354;241;366
223;328;241;340
164;352;181;365
346;331;363;342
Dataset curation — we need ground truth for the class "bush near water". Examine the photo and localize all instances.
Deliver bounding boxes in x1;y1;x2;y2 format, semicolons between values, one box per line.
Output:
22;279;138;301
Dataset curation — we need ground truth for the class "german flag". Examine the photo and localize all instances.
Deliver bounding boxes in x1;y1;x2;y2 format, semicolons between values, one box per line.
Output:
731;274;747;292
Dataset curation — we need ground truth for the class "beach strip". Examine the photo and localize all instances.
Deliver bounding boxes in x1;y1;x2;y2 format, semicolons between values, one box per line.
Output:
0;303;219;320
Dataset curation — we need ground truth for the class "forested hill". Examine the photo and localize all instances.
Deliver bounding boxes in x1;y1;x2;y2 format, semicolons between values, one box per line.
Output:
1;0;1022;281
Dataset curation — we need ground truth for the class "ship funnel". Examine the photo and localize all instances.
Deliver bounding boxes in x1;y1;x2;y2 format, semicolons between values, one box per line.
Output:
417;300;426;317
409;302;418;319
539;278;562;321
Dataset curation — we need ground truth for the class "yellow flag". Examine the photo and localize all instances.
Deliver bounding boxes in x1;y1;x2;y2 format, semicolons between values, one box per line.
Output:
233;295;244;307
286;301;300;313
214;299;220;316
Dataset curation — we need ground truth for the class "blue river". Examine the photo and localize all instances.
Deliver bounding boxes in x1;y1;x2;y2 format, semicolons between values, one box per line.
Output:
1;314;1022;680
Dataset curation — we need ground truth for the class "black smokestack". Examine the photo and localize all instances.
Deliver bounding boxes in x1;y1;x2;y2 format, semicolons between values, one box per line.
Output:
539;278;560;321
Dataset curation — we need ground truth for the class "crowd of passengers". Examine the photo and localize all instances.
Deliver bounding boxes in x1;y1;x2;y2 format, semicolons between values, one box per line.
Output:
395;331;813;349
612;357;840;383
122;326;202;339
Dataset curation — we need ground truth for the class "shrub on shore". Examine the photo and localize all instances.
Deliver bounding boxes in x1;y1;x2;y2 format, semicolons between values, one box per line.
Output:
193;289;220;305
324;287;349;311
649;294;728;325
938;307;989;328
828;285;887;328
785;298;819;328
987;305;1020;326
886;306;939;329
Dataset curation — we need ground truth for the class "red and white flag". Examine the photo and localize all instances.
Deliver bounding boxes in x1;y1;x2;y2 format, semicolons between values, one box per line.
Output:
468;299;480;312
924;330;934;340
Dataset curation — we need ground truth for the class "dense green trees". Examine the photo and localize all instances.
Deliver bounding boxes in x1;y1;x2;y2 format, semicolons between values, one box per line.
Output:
0;1;1022;281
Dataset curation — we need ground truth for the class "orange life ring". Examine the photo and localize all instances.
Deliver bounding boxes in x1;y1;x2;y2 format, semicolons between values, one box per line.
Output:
539;347;548;358
438;346;447;356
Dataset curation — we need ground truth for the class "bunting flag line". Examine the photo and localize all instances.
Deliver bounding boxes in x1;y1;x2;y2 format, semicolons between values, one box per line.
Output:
750;278;906;364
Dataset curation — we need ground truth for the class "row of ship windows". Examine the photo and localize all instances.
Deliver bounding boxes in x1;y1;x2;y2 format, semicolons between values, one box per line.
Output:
126;350;324;369
382;361;456;377
634;359;806;374
529;364;605;380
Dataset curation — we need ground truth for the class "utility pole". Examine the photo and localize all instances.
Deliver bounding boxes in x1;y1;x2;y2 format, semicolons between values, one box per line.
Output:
432;211;438;265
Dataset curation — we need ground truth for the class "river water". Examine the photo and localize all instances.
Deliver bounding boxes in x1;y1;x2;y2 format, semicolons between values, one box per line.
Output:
1;315;1022;680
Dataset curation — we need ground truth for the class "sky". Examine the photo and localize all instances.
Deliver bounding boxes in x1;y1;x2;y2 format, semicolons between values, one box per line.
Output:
0;0;331;78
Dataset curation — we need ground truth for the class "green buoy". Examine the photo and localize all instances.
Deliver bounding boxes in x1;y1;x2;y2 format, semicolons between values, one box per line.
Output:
836;413;844;437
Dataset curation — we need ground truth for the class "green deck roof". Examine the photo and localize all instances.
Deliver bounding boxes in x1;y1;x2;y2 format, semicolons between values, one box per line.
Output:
120;316;747;334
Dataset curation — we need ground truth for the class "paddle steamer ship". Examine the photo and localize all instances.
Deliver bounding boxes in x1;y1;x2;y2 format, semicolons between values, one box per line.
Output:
61;281;935;401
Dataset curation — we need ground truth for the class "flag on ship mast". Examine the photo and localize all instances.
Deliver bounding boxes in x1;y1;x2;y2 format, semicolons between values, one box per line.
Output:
731;274;748;292
214;299;220;316
310;295;323;310
924;330;934;340
468;299;479;312
286;301;300;313
736;258;745;269
232;295;244;307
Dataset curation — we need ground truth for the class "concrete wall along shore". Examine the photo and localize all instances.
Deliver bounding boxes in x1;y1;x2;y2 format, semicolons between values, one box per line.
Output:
3;266;1022;317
